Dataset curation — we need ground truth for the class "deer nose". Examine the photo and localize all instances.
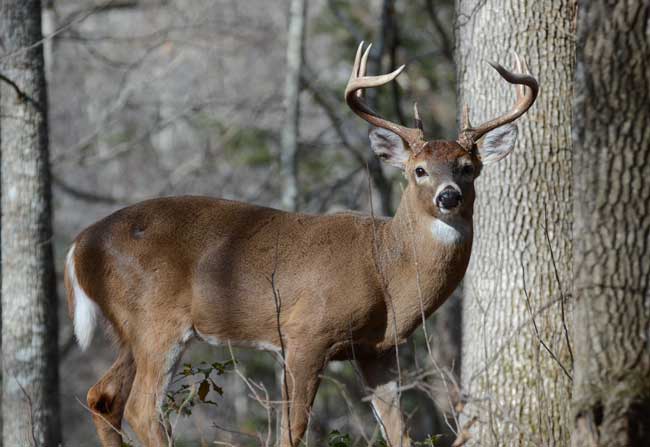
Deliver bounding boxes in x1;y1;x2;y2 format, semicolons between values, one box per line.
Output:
436;185;462;211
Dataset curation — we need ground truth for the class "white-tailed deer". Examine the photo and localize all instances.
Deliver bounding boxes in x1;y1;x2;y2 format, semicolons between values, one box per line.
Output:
64;42;538;446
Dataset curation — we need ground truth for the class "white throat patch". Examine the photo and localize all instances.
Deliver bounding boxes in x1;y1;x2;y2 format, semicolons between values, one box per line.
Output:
430;218;468;245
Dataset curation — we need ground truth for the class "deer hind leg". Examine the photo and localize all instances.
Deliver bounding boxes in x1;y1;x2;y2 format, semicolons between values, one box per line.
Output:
279;343;328;447
87;346;136;447
124;327;193;446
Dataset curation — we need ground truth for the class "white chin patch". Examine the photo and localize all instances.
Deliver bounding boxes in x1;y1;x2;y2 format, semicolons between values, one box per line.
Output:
431;218;465;245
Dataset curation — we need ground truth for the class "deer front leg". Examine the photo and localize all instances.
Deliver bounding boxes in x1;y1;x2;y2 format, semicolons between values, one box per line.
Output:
279;343;327;447
358;349;411;447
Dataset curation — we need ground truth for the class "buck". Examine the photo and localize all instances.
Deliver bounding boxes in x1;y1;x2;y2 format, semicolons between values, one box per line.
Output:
64;42;538;446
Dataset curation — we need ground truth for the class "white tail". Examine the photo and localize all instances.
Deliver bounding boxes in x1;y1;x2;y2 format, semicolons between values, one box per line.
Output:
66;244;100;351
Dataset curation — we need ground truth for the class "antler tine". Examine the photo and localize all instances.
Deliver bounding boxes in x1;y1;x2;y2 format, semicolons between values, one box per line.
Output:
413;102;423;131
350;41;364;81
345;41;426;152
357;44;371;94
513;52;526;100
461;103;472;130
354;42;373;98
458;54;539;149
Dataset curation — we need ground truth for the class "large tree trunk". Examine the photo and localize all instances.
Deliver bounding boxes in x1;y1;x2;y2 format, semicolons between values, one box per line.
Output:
0;1;61;445
455;1;576;444
280;0;307;211
571;2;650;445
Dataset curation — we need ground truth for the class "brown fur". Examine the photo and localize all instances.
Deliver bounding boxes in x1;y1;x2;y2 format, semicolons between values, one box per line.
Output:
65;139;481;446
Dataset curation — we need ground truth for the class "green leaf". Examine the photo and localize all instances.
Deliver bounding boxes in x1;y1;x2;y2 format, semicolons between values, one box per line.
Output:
209;378;224;395
198;380;210;401
414;435;444;446
327;430;351;447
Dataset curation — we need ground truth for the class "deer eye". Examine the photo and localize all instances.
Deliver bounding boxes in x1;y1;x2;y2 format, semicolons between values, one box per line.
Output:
460;164;474;176
415;167;428;178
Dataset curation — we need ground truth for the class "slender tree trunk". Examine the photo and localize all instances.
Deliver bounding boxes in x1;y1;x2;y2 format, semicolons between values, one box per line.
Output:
455;1;576;444
366;0;395;216
571;2;650;445
0;1;60;445
280;0;307;211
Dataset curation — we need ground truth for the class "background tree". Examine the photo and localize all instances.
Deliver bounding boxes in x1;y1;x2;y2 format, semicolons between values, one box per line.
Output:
571;1;650;445
280;0;307;211
38;0;458;444
0;0;61;445
455;0;576;444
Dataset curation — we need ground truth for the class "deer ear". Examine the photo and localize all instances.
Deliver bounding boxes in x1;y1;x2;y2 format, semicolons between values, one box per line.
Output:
369;127;410;169
478;123;518;165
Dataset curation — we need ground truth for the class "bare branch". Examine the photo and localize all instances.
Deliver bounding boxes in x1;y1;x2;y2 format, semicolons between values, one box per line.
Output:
15;379;38;447
75;397;135;445
366;164;405;445
451;416;477;447
301;62;366;166
424;0;454;63
403;184;460;434
52;174;125;205
267;233;293;447
0;72;43;111
0;0;117;63
542;205;574;366
520;257;573;382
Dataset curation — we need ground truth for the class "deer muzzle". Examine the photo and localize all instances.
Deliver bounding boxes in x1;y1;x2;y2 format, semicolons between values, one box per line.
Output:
435;184;462;213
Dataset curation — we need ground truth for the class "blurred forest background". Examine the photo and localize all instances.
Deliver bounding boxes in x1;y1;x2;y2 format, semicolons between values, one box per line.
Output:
49;0;458;445
2;0;649;446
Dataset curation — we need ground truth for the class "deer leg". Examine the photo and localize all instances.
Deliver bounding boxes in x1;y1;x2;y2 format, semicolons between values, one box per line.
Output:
87;346;136;447
358;349;411;447
124;329;192;446
279;344;327;447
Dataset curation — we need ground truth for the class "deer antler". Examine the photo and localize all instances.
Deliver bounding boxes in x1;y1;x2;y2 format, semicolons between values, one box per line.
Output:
458;53;539;150
345;42;427;154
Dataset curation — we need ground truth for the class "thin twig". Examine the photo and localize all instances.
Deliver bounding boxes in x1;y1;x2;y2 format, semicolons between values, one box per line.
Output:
366;163;405;446
75;396;134;445
319;374;372;445
52;174;125;205
0;0;117;62
165;383;197;447
542;205;574;366
212;422;261;443
468;293;570;383
0;73;43;111
16;379;38;447
424;0;454;62
226;343;274;447
519;257;573;382
402;188;459;435
326;0;365;44
301;62;366;166
268;233;293;447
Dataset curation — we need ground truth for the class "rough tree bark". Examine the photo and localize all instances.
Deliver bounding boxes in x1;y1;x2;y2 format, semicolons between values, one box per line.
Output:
455;1;576;444
280;0;307;211
571;2;650;445
0;1;61;445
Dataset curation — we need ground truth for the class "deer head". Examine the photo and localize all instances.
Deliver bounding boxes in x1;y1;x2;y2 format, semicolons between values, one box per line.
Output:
346;42;539;220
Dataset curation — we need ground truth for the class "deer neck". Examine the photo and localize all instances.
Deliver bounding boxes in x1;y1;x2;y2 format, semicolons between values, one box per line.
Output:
375;185;473;345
